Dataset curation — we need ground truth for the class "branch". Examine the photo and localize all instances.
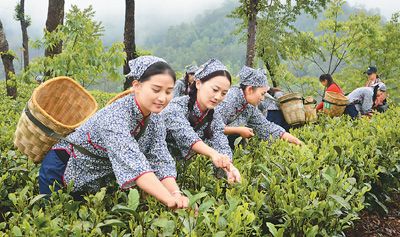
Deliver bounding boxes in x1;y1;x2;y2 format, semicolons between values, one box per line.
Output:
331;49;347;75
305;54;326;74
328;10;339;74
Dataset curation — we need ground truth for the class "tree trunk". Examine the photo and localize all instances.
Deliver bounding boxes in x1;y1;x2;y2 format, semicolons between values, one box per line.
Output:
19;0;29;69
0;20;17;99
264;60;278;87
44;0;65;57
246;0;258;67
123;0;138;90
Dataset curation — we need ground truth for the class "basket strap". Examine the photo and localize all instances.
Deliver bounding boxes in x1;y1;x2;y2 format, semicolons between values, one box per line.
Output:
322;99;348;107
134;116;149;140
24;106;106;160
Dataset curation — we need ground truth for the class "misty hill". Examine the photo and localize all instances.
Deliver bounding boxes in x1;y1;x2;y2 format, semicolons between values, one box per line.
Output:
1;0;381;79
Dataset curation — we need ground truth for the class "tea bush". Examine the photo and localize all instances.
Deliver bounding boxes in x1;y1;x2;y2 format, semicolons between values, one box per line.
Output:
0;81;399;236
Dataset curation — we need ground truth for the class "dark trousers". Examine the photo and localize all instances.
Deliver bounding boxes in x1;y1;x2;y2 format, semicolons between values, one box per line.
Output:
266;110;290;132
344;104;359;119
39;150;68;194
227;134;241;150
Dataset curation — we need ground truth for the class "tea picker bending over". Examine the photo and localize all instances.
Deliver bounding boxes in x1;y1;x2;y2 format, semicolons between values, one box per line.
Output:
344;82;387;119
258;88;290;132
364;66;388;113
39;56;189;209
162;59;241;183
216;66;302;150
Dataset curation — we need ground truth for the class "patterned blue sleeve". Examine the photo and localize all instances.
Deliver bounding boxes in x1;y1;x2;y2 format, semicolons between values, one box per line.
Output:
173;80;185;98
360;94;373;114
208;112;233;160
146;116;177;180
163;100;202;157
247;105;285;140
98;113;153;189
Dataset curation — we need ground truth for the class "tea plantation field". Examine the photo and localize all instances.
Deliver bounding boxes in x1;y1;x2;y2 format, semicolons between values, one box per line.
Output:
1;82;399;236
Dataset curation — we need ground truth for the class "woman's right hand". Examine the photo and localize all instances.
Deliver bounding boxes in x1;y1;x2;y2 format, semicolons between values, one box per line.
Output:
210;152;231;171
165;194;189;209
238;127;254;138
225;164;241;184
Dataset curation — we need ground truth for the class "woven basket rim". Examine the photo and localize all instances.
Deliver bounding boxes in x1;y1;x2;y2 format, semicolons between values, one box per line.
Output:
31;76;98;129
106;88;134;106
325;91;348;100
278;92;303;104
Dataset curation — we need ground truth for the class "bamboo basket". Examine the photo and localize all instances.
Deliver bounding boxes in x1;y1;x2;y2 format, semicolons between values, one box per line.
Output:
322;91;349;117
278;92;305;126
106;88;133;106
14;76;98;163
304;96;318;123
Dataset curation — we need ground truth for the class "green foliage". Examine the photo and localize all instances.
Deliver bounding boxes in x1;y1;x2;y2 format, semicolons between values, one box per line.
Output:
289;1;400;103
14;3;31;27
1;81;399;236
23;5;125;88
230;0;329;86
302;0;383;75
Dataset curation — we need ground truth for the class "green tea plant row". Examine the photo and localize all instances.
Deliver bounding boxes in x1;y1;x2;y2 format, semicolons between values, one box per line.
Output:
0;82;399;236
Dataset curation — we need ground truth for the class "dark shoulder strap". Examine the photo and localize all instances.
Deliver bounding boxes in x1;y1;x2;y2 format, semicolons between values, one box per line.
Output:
134;116;150;140
24;105;106;159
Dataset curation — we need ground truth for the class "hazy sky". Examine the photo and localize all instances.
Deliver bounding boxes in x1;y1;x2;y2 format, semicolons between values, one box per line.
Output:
0;0;225;43
0;0;399;56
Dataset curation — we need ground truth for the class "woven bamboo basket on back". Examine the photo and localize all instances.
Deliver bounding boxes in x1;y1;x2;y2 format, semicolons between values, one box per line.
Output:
322;91;349;117
278;92;305;126
303;96;318;123
14;76;98;163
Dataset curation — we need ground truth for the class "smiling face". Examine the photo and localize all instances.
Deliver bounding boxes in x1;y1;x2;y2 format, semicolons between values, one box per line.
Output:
133;74;175;115
195;75;231;110
244;86;268;106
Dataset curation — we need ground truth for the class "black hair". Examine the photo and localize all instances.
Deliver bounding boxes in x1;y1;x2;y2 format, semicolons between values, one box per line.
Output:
372;84;379;107
239;84;258;93
188;70;232;139
372;84;386;106
319;74;334;87
126;61;176;87
139;61;176;83
183;72;195;95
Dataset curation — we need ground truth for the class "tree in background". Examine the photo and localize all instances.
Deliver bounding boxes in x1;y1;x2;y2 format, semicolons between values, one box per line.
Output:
231;0;328;85
332;11;400;102
302;0;380;75
26;6;125;88
0;20;17;99
123;0;138;90
44;0;65;58
350;12;400;85
14;0;31;70
230;0;265;67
